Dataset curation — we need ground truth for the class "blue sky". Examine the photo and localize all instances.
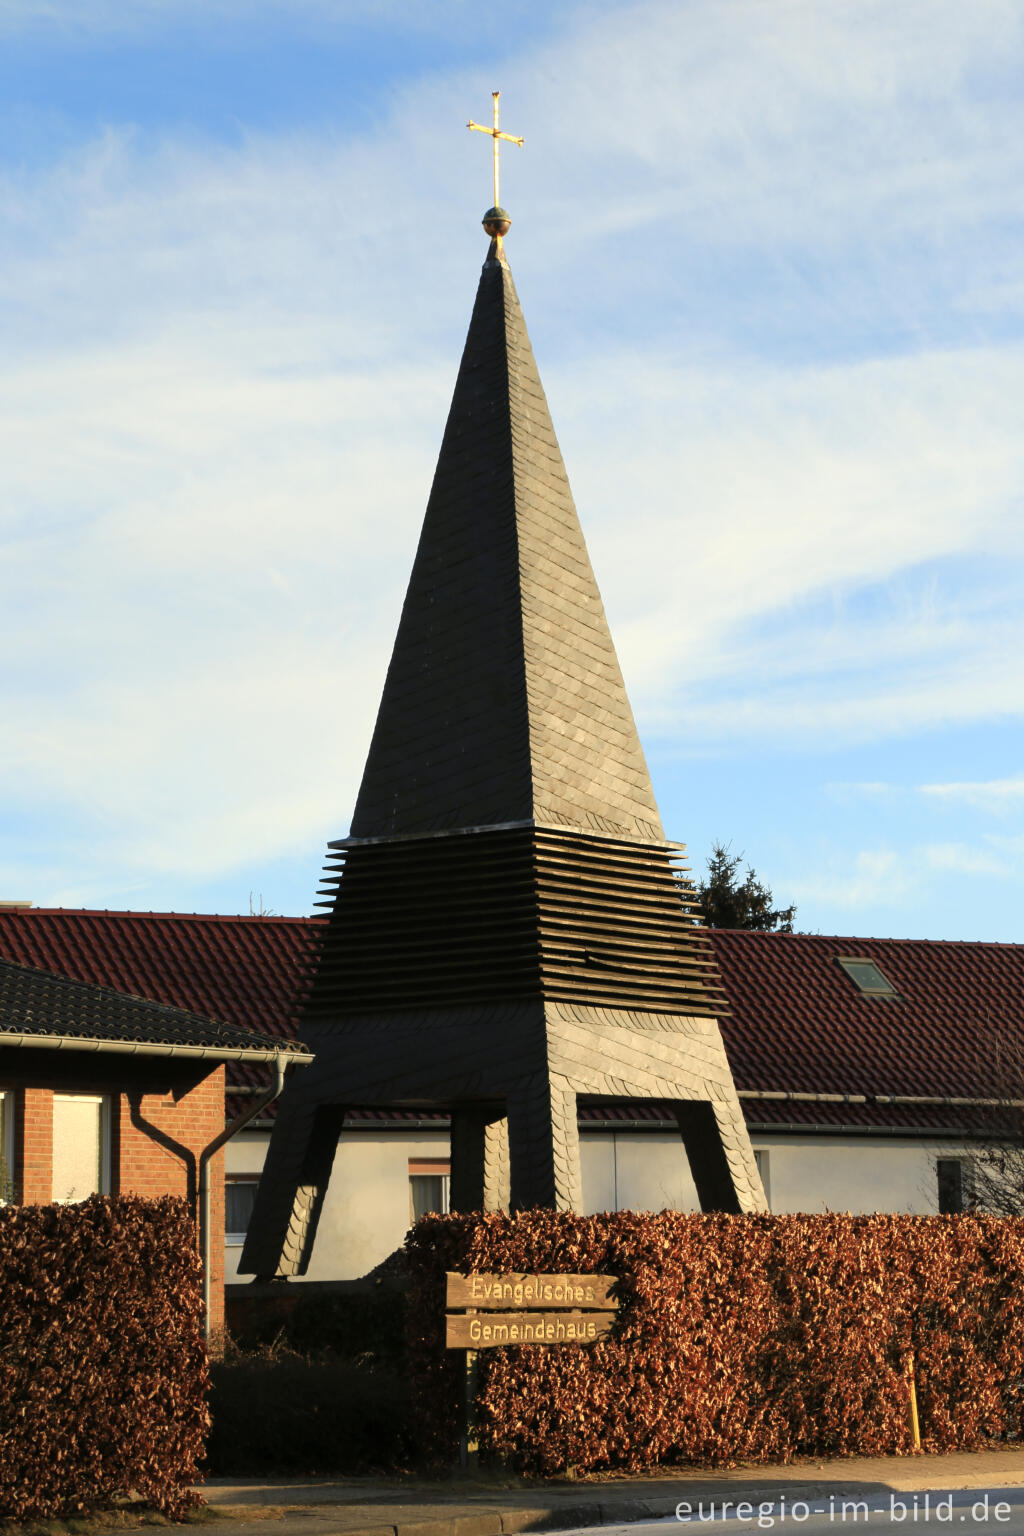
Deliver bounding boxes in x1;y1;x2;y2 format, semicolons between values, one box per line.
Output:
0;0;1022;940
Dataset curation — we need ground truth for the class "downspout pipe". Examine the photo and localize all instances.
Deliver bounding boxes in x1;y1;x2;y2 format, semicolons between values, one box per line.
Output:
197;1050;310;1342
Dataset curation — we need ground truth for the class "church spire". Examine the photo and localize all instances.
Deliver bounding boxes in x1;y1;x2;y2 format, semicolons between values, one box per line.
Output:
350;212;665;844
239;185;766;1282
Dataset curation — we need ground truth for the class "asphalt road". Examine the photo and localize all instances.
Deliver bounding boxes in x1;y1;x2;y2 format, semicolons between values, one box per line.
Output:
557;1489;1024;1536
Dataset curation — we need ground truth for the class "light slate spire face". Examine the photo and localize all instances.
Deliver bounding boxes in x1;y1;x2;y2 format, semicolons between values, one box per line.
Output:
351;243;664;844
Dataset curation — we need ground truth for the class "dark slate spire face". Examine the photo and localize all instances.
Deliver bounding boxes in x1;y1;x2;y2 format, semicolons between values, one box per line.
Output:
240;224;765;1287
350;242;665;844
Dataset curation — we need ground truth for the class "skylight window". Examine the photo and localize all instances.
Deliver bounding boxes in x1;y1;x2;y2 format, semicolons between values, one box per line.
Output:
837;957;898;998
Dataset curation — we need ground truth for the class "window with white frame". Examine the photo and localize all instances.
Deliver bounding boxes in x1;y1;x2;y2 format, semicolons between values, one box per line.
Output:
226;1176;260;1243
409;1158;450;1223
0;1090;13;1203
52;1093;111;1203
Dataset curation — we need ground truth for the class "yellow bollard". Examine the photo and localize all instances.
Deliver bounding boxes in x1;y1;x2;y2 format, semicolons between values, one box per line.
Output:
906;1352;922;1453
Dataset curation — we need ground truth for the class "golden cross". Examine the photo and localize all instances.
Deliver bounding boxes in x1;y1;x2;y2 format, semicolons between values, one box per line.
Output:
467;91;523;209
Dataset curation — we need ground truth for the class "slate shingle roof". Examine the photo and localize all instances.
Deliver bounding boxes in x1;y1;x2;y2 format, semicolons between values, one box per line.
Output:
0;909;313;1030
0;954;309;1058
350;245;665;844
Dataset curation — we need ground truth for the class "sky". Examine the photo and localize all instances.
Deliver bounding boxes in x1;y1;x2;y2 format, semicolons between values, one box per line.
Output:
0;0;1021;941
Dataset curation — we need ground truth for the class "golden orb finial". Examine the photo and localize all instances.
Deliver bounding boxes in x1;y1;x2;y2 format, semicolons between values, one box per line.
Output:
482;206;511;237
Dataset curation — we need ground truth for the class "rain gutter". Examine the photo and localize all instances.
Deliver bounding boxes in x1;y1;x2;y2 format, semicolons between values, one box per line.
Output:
737;1089;1024;1109
0;1031;305;1065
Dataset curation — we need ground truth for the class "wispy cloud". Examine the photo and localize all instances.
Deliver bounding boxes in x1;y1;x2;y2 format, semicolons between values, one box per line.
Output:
0;0;459;35
919;778;1024;813
792;848;912;914
825;783;902;804
1;0;1023;910
792;835;1021;918
566;344;1024;744
922;842;1015;878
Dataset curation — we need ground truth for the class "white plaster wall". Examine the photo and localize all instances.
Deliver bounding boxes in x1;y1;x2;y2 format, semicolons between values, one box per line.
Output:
224;1129;449;1283
224;1130;267;1177
579;1135;615;1212
751;1135;961;1215
226;1128;969;1282
580;1133;700;1214
584;1132;962;1217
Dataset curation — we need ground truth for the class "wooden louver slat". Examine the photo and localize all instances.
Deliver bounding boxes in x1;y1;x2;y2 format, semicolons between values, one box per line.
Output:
304;825;728;1020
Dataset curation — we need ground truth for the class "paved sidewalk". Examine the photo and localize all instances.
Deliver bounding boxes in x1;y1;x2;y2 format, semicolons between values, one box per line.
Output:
200;1448;1024;1536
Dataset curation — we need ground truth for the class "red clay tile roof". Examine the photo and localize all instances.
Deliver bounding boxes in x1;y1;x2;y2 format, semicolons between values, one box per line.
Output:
711;929;1024;1104
0;909;315;1097
734;1098;993;1133
0;912;1019;1130
575;1099;986;1133
0;909;313;1030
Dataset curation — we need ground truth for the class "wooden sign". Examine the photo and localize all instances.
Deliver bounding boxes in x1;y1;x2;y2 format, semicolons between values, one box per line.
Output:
445;1271;618;1350
446;1309;616;1349
446;1271;617;1311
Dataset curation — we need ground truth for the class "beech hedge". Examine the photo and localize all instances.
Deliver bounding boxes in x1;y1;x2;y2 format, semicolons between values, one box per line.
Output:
405;1210;1024;1472
0;1195;209;1520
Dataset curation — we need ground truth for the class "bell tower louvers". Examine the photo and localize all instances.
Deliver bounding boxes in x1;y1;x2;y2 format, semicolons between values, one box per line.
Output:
241;229;766;1280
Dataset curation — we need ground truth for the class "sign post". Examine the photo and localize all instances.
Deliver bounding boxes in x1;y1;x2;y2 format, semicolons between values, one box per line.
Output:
446;1271;619;1466
461;1330;479;1469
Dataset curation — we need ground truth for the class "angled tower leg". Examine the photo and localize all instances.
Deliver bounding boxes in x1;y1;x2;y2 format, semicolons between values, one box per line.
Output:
710;1098;769;1213
507;1074;583;1212
450;1102;510;1213
482;1111;511;1212
241;1089;345;1277
673;1099;767;1214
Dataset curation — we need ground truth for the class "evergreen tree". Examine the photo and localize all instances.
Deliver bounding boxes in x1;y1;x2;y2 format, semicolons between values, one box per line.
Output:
697;841;796;932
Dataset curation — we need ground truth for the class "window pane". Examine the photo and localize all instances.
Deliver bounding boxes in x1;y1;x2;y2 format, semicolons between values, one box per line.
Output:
410;1174;449;1221
937;1158;965;1214
838;958;897;996
226;1180;259;1238
53;1094;105;1203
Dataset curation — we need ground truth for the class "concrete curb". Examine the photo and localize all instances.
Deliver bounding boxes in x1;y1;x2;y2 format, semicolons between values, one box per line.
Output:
204;1468;1024;1536
203;1453;1024;1536
269;1490;1018;1536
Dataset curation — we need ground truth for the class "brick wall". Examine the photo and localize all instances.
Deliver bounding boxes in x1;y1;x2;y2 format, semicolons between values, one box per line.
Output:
118;1066;226;1338
7;1062;227;1338
17;1086;54;1204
